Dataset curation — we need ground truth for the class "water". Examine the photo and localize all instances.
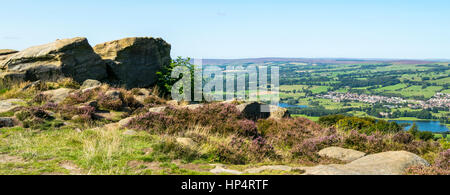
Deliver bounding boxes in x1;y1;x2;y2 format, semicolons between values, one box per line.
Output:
278;103;308;108
390;120;450;133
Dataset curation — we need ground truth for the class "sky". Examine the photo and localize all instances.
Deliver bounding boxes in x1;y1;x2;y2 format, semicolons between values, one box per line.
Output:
1;0;450;59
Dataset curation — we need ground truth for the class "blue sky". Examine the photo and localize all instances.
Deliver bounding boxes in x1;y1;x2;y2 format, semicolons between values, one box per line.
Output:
1;0;450;59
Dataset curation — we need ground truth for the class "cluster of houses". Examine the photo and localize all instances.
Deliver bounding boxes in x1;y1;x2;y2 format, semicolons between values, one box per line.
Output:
319;92;450;109
421;93;450;109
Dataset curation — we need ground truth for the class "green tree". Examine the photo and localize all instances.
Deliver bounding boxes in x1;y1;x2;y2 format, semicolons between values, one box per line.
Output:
156;57;195;98
408;122;419;137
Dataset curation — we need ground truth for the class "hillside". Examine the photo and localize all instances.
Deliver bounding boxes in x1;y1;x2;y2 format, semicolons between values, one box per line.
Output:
0;37;448;175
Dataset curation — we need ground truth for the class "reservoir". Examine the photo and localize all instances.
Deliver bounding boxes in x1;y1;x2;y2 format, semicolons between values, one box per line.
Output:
278;103;308;108
390;120;450;133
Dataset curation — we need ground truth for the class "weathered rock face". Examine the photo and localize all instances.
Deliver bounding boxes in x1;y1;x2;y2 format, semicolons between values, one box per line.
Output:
0;117;16;128
0;49;18;56
302;151;430;175
0;49;18;66
268;105;290;120
93;37;171;88
0;99;25;113
318;147;366;162
236;102;271;121
0;37;172;89
236;102;290;121
42;88;74;104
148;106;167;114
81;79;102;89
0;38;107;83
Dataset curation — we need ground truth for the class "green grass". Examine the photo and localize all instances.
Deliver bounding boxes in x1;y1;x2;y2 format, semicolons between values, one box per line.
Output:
292;114;320;121
390;85;443;99
0;126;212;175
309;86;330;94
374;83;407;92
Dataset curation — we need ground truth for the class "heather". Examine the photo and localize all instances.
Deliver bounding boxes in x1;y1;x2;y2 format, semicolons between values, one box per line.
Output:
0;79;448;175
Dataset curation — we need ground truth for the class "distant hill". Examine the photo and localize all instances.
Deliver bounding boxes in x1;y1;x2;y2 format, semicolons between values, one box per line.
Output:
200;58;444;66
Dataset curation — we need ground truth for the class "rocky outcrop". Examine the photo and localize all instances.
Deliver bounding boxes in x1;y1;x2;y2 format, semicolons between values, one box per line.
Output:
0;38;107;83
0;99;25;113
0;37;172;89
93;37;171;88
0;49;18;66
0;117;16;128
268;105;290;120
42;88;74;104
81;79;102;89
302;151;430;175
210;165;243;175
244;165;294;174
0;49;18;56
236;102;271;121
149;106;167;113
236;102;290;121
318;147;366;162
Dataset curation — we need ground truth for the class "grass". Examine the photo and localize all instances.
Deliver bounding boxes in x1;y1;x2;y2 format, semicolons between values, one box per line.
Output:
291;114;320;121
309;86;330;94
373;83;407;92
391;85;443;99
0;126;212;175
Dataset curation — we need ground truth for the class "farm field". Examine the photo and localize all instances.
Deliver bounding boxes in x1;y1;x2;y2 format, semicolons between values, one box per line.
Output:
209;59;450;128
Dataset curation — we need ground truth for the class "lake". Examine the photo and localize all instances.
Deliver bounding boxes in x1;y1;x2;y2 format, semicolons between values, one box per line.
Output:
278;103;308;108
390;120;450;133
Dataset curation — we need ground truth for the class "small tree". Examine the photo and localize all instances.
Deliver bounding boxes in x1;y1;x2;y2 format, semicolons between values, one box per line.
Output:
156;57;195;98
408;122;419;137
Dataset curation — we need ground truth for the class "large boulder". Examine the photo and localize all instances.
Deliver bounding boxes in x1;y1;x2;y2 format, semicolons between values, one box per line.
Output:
0;49;18;56
0;38;107;83
268;105;290;120
0;117;17;128
93;37;171;88
302;151;430;175
0;99;25;113
236;102;290;121
42;88;74;104
318;147;366;162
0;49;18;66
236;102;270;121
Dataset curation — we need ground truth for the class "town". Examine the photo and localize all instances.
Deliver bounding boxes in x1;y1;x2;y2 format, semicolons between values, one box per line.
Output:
318;92;450;109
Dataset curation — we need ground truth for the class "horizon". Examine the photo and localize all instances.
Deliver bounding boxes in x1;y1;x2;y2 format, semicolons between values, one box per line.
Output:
1;0;450;59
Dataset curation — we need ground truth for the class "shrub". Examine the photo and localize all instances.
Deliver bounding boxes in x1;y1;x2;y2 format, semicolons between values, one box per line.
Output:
97;92;124;111
406;149;450;175
435;149;450;170
32;93;50;105
143;95;165;105
392;132;415;144
335;116;402;134
122;91;143;109
257;117;323;148
64;89;97;105
406;166;450;175
151;136;201;162
248;136;278;161
127;103;256;136
342;130;388;153
15;107;54;129
57;105;96;122
417;131;434;141
213;136;249;164
318;114;347;127
292;134;341;161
